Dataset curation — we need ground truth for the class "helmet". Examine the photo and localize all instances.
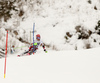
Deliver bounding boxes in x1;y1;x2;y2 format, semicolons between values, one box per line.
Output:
31;43;33;45
36;34;40;40
12;45;15;48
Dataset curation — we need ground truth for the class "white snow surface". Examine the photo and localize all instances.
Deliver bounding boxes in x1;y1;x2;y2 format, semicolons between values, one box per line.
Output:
0;48;100;83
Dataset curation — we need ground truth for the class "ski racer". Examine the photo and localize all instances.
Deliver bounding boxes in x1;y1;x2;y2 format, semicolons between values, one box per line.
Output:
18;34;47;57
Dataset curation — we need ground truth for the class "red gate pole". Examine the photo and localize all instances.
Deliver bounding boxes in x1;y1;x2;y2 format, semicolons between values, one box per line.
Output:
4;30;8;78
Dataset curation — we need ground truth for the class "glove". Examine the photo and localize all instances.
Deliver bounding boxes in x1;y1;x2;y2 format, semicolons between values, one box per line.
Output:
45;51;47;53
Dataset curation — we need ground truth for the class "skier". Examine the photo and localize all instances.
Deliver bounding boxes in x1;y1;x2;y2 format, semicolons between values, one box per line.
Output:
33;34;47;53
11;45;15;54
18;34;47;57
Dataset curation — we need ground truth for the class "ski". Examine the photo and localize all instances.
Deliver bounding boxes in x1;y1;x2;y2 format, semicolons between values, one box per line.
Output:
17;52;35;57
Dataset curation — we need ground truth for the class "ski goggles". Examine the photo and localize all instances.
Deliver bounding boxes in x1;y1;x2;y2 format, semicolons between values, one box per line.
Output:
36;37;40;39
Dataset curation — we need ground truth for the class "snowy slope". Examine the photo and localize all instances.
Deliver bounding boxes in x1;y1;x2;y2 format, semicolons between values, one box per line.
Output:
0;48;100;83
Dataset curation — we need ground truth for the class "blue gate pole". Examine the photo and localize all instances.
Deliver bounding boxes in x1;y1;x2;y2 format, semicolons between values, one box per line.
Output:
33;23;35;53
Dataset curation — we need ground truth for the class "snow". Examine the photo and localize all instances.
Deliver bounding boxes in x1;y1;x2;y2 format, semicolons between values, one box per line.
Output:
0;0;100;83
0;48;100;83
0;0;100;50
